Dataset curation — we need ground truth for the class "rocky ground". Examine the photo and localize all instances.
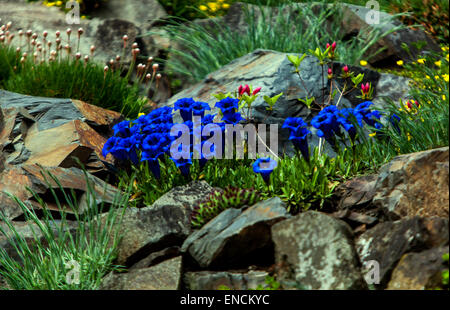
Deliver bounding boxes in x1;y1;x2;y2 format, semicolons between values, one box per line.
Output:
0;0;448;290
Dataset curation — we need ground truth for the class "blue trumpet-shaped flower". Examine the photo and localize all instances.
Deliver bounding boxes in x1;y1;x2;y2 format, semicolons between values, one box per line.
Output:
215;97;239;116
253;157;278;184
282;117;311;161
174;97;196;122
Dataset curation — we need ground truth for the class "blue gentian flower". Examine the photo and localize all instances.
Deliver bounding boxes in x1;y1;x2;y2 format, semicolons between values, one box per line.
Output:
221;112;245;125
215;97;239;116
192;101;211;118
311;113;337;143
171;151;192;177
282;117;310;161
334;108;362;140
253;157;278;184
174;97;196;122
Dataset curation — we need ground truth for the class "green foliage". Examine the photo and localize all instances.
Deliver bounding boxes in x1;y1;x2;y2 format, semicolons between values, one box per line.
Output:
191;187;261;228
157;1;405;83
442;253;449;289
254;275;281;290
3;58;144;118
0;167;131;290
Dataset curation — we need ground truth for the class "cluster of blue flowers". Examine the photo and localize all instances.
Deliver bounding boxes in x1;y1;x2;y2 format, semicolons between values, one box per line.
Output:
283;101;384;158
102;97;247;179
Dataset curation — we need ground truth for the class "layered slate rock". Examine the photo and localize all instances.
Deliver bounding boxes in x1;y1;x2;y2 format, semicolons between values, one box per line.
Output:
387;246;449;290
271;211;366;290
355;216;449;289
0;90;122;173
162;49;410;155
184;270;269;290
181;197;289;269
99;256;182;290
372;147;449;219
0;165;121;221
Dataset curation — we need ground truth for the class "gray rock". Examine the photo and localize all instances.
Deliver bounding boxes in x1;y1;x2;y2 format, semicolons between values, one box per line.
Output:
91;0;167;30
355;216;449;289
151;180;215;214
113;204;191;266
181;197;289;268
184;270;269;290
129;246;181;270
387;246;449;290
373;147;449;219
99;256;182;290
271;211;366;290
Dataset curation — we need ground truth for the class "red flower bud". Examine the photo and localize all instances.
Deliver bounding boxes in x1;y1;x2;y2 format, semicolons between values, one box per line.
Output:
243;84;250;96
252;87;262;95
343;65;349;73
326;43;330;50
331;41;336;52
238;85;244;96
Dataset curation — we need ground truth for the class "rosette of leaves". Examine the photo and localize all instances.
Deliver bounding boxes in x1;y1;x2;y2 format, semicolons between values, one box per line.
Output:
191;187;261;228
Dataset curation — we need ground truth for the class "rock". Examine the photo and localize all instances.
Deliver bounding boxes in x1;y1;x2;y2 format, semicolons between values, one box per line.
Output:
184;270;269;290
162;49;410;156
373;147;449;219
181;197;289;269
271;211;366;290
338;3;440;65
334;174;378;210
113;181;215;266
91;0;167;30
0;165;121;221
151;181;215;214
99;256;182;290
0;90;123;175
387;246;449;290
0;220;78;263
355;216;449;289
129;246;181;270
113;203;191;266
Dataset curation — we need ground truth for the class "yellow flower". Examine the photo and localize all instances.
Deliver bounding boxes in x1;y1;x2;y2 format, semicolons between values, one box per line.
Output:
360;60;368;66
407;133;412;141
435;60;441;67
443;95;447;101
138;113;146;117
426;75;430;79
435;75;440;80
199;5;208;11
81;15;86;19
446;54;449;62
396;60;404;66
442;46;449;52
56;0;62;5
207;2;218;12
369;132;377;137
222;3;230;9
417;58;426;64
443;74;449;82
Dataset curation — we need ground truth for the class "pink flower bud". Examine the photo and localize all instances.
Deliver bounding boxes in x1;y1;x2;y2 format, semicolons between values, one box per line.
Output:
331;41;336;52
252;87;262;95
43;31;48;38
78;28;83;36
132;42;138;49
238;85;244;96
243;84;250;96
56;30;60;38
328;68;332;75
75;52;81;60
66;28;72;36
343;65;349;73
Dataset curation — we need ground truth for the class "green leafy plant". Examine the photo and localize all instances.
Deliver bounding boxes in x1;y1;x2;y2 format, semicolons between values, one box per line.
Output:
0;167;131;290
191;187;262;228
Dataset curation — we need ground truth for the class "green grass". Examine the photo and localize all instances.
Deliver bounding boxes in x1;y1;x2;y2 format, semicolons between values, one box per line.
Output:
156;0;406;83
0;168;131;290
